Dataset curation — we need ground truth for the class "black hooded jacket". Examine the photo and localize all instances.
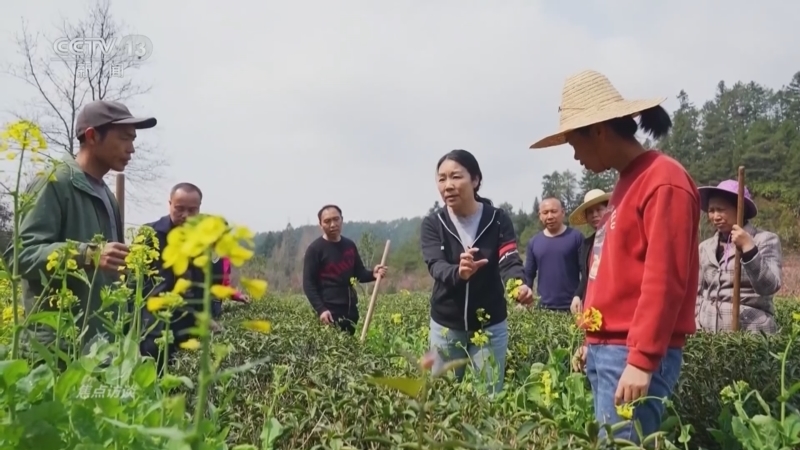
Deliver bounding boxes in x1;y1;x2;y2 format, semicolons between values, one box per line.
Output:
420;203;525;331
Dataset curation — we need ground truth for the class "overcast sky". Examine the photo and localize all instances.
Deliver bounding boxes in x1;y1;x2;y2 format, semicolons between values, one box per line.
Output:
1;0;798;233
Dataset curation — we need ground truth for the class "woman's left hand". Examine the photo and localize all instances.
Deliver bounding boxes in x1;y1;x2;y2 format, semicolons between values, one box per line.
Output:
731;225;755;253
516;284;534;305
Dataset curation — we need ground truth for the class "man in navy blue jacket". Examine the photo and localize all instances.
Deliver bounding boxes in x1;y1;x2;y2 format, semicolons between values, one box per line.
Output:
139;182;225;366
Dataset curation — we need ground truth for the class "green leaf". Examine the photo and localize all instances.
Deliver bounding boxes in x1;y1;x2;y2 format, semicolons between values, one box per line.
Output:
103;335;138;385
0;359;29;390
15;363;53;400
214;356;270;382
54;363;86;402
779;380;800;402
132;358;157;389
23;311;62;330
366;376;424;398
259;417;284;450
160;374;195;390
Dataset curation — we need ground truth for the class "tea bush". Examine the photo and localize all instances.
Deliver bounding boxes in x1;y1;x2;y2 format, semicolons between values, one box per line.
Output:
170;292;800;449
1;120;799;449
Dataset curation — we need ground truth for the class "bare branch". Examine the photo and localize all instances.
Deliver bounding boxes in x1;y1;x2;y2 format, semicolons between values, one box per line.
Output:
1;0;167;208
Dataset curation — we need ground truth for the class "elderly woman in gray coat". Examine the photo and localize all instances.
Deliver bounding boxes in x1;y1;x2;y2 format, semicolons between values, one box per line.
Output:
696;180;782;333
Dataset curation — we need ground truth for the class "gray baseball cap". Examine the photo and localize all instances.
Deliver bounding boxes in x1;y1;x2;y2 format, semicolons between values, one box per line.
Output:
75;100;157;138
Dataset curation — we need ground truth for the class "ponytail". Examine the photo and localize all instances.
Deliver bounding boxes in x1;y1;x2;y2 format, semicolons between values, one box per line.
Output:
474;193;493;206
638;105;673;140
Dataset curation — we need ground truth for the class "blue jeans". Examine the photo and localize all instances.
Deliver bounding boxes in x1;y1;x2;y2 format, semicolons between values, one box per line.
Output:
428;318;508;395
586;344;682;444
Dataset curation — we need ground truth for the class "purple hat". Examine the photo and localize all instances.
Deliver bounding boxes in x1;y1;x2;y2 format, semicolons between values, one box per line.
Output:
698;180;757;220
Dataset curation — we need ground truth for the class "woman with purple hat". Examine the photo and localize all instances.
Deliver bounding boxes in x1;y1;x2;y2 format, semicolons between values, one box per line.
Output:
696;180;782;333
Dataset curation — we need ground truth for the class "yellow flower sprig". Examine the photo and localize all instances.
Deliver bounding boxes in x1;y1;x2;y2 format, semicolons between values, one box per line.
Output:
45;242;80;273
123;226;161;275
615;403;634;420
1;120;48;154
576;307;603;332
161;215;255;277
505;278;523;302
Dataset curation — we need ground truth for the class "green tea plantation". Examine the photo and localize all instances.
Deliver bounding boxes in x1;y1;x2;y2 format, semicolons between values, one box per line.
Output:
164;292;800;449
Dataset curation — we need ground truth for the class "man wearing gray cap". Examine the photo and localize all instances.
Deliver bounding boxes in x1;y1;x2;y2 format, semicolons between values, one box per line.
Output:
8;100;156;359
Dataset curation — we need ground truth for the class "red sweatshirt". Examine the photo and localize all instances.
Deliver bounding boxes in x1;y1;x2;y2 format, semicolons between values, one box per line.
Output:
583;150;699;372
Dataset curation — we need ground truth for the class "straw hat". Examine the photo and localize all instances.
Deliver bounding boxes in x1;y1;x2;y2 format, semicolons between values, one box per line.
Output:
569;189;611;226
530;70;667;149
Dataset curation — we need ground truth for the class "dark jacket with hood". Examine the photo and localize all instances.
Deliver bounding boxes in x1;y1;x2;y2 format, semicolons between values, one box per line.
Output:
420;202;525;331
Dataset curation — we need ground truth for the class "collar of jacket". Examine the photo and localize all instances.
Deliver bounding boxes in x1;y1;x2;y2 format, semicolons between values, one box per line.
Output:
437;203;498;239
151;215;174;234
60;154;107;199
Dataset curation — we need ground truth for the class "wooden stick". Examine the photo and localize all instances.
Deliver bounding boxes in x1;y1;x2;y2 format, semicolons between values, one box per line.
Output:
731;166;745;332
359;240;391;343
115;173;125;225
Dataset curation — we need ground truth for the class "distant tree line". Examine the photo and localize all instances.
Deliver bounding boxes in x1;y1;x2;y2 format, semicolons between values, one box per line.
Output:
246;70;800;292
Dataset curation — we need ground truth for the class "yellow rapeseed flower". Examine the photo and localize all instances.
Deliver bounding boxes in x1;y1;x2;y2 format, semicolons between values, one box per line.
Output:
615;403;634;420
470;330;489;347
242;320;272;334
1;305;24;324
577;307;603;332
505;278;523;301
2;120;47;152
540;371;557;406
210;284;237;299
162;215;257;276
162;227;190;276
172;278;192;295
240;277;267;299
146;293;185;312
5;152;16;161
391;313;402;324
46;251;59;271
193;254;209;268
180;339;201;350
214;233;254;267
45;247;80;272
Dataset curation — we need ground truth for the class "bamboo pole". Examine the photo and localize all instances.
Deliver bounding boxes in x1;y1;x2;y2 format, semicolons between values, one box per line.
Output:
731;166;745;332
115;173;125;225
359;240;391;343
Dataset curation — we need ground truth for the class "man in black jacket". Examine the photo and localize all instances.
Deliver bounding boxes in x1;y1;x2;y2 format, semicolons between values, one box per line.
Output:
568;189;611;313
302;204;388;335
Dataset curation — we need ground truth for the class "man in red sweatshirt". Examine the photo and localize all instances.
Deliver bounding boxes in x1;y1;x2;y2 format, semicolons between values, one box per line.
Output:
530;70;699;443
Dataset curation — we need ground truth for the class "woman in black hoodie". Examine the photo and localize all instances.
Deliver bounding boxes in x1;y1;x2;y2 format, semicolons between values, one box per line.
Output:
420;149;533;395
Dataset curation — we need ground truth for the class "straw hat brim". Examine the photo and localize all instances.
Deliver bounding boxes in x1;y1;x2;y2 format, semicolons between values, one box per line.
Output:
529;97;667;149
568;193;611;226
698;186;758;220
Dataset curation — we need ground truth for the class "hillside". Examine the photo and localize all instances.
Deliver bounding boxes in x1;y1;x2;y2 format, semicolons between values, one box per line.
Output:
246;70;800;293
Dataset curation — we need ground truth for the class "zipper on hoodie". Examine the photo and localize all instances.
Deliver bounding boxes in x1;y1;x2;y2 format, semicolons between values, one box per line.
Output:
437;210;497;330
